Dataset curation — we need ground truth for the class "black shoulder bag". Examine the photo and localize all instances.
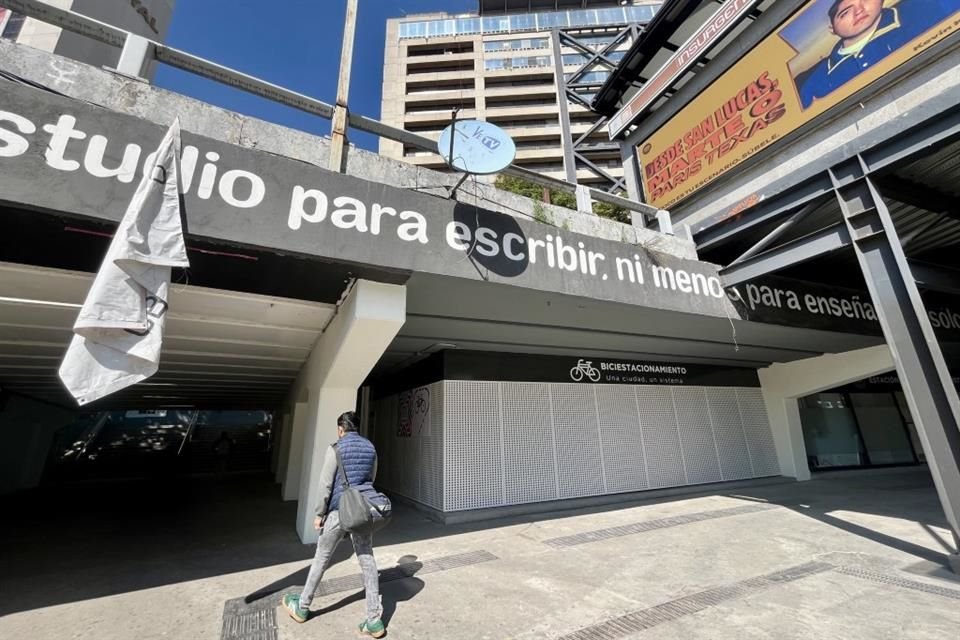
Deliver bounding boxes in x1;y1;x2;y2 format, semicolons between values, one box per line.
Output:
333;445;392;533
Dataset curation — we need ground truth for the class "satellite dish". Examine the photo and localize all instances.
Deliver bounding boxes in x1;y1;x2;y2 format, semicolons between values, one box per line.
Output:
438;120;516;175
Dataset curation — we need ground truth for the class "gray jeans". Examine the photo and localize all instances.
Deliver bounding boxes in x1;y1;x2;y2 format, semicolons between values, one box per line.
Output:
299;510;382;622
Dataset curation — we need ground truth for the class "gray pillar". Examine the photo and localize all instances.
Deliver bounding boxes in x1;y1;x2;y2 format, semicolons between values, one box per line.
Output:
620;137;643;202
575;184;594;216
550;28;578;184
115;34;153;79
831;156;960;568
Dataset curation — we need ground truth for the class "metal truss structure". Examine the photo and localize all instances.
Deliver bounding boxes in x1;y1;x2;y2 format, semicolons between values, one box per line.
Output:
552;23;642;193
699;105;960;556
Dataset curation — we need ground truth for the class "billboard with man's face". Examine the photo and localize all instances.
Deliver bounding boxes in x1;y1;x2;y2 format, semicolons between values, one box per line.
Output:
637;0;960;210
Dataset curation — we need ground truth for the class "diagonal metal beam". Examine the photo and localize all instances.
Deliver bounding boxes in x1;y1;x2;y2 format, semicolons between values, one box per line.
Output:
565;90;598;109
719;222;852;287
696;176;834;250
558;26;632;92
573;117;611;148
573;152;627;192
726;201;820;268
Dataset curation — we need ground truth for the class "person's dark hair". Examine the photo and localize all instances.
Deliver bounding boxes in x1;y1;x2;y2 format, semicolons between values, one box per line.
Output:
827;0;844;22
337;411;358;432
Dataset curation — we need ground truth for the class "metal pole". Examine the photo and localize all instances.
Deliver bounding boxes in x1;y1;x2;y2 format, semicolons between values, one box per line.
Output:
550;28;578;184
831;156;960;569
329;0;358;173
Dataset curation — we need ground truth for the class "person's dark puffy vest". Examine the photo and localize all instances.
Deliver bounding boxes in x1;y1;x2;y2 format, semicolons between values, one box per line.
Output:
329;432;377;513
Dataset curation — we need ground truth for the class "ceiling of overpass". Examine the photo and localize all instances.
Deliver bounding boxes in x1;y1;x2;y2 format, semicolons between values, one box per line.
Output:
695;126;960;291
0;262;335;410
371;272;884;381
2;261;899;411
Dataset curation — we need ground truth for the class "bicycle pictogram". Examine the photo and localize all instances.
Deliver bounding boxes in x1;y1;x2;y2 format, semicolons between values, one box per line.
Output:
569;359;601;382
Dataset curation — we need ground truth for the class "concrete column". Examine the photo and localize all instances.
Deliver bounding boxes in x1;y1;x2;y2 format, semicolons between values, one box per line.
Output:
293;280;406;542
270;411;288;477
281;402;308;500
758;344;894;481
273;409;294;484
0;393;76;495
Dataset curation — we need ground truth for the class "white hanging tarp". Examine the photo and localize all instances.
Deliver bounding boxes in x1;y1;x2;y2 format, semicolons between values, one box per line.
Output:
59;120;190;406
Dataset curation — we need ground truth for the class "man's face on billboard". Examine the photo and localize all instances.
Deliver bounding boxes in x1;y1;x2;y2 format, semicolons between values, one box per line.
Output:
830;0;884;42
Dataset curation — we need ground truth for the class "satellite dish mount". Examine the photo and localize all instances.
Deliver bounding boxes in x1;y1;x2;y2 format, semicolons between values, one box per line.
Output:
438;112;517;198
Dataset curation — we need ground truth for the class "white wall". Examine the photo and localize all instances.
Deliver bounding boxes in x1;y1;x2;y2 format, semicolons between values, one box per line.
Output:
758;345;895;481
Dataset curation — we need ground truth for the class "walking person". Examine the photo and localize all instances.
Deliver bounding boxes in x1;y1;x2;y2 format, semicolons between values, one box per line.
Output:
282;411;386;638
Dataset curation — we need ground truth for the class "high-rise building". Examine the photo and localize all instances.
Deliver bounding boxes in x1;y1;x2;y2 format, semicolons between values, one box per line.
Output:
381;1;661;189
0;1;176;78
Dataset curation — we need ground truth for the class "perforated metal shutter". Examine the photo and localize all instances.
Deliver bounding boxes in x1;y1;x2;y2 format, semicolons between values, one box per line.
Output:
501;382;559;505
706;387;755;481
636;386;688;488
443;381;504;511
737;388;781;477
672;387;723;485
383;380;780;513
596;385;649;493
420;382;445;509
551;383;605;499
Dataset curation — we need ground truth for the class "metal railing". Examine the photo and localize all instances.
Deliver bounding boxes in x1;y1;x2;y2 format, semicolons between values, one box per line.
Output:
0;0;670;233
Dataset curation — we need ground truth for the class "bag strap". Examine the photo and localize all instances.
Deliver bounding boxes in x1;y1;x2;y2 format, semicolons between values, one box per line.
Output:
332;442;351;488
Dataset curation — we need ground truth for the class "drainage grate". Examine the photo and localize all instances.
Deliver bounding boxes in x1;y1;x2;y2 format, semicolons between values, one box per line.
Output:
556;562;832;640
835;566;960;600
543;504;777;548
221;608;277;640
220;549;498;640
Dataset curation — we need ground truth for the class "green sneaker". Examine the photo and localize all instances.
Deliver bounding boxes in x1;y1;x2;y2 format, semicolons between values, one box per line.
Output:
282;593;309;623
358;617;386;638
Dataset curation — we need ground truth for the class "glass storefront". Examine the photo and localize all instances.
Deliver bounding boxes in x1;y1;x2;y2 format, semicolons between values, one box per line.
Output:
798;376;942;471
398;3;661;39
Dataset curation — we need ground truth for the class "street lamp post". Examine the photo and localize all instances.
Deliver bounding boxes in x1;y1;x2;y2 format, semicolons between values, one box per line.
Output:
329;0;358;172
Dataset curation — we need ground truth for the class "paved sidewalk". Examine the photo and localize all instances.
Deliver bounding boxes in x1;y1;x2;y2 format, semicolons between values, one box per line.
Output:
2;468;959;639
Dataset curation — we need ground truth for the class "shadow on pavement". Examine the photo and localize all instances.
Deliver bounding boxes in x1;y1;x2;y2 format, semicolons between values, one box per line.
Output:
3;464;953;616
310;576;426;626
0;473;312;616
725;466;958;570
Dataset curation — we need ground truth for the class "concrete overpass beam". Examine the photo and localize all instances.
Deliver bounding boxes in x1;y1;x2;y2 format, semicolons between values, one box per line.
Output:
758;345;895;481
290;280;406;543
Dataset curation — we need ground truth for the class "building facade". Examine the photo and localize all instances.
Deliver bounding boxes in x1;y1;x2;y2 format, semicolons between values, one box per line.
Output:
597;0;960;565
0;0;175;77
380;1;661;188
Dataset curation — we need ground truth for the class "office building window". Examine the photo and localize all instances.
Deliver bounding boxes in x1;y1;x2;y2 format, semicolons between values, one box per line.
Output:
484;38;549;52
485;56;552;71
397;3;659;40
1;10;25;40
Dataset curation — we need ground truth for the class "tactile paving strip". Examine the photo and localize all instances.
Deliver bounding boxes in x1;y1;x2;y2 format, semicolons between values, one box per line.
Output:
543;503;777;548
556;562;833;640
221;606;277;640
835;566;960;600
